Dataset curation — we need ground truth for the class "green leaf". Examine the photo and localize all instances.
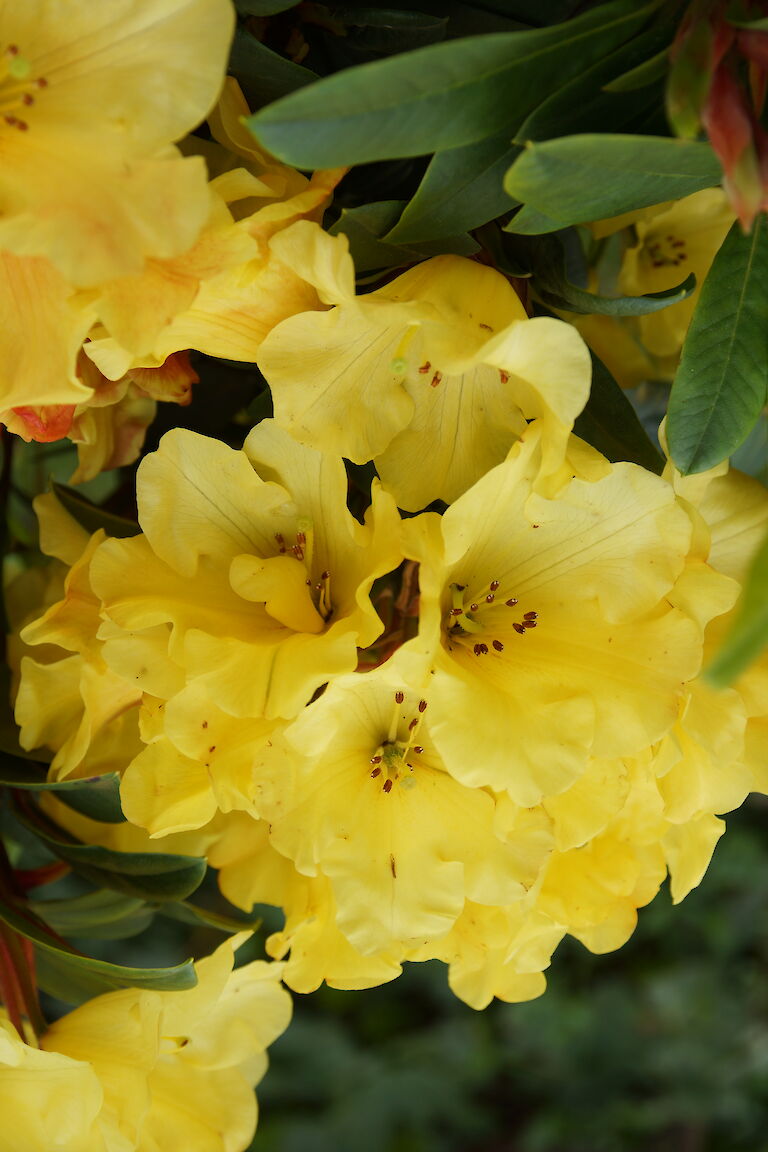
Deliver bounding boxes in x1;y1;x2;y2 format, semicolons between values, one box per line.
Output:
705;526;768;688
517;24;670;141
573;353;665;473
383;135;520;244
14;798;206;902
0;896;196;1001
726;15;768;30
602;46;670;92
248;1;655;166
519;231;696;316
51;482;140;538
330;201;478;272
667;217;768;474
31;890;154;941
504;135;722;233
235;0;297;13
0;750;125;823
159;899;262;934
228;25;316;111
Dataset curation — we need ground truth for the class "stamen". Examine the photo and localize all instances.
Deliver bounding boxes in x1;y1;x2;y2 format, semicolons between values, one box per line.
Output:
505;598;518;607
371;767;381;778
395;691;404;704
275;532;286;553
382;778;393;794
418;700;427;713
370;755;382;765
413;746;424;754
418;362;431;374
489;580;500;592
524;611;538;620
430;372;443;388
485;593;495;603
492;640;504;651
408;718;418;730
513;622;525;634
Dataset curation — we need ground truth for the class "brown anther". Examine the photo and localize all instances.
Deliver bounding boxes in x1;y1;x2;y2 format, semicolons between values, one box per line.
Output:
450;607;463;616
470;602;479;612
418;700;427;713
395;691;404;704
418;362;431;374
523;619;537;629
523;611;538;620
6;45;18;56
321;570;330;580
370;755;382;764
202;720;208;729
383;778;393;793
371;767;381;778
275;532;286;553
505;598;518;607
479;322;493;331
485;593;495;603
296;531;306;546
513;622;526;634
4;115;17;126
473;642;489;655
489;580;500;592
492;640;504;651
408;718;418;730
315;583;323;592
413;746;424;754
16;120;27;130
21;93;33;106
36;77;48;88
208;745;216;754
499;370;509;383
305;578;312;586
430;372;443;388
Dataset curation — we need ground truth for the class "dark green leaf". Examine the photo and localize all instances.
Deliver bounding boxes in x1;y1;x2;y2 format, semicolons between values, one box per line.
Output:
248;1;655;166
0;751;124;823
705;526;768;687
235;0;297;12
517;24;670;141
31;890;154;941
51;482;140;538
0;896;196;1001
520;231;696;316
727;15;768;30
14;798;206;902
159;899;262;934
330;201;477;272
667;217;768;474
504;136;722;233
383;135;519;244
229;25;316;111
603;46;670;92
573;353;665;473
331;8;448;56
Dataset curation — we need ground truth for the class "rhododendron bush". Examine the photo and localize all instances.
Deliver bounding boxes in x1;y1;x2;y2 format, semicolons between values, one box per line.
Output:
2;1;768;1148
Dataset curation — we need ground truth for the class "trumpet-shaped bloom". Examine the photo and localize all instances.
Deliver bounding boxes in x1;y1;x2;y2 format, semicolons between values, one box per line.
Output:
257;223;592;511
0;941;292;1152
264;666;531;953
405;430;736;805
0;0;235;285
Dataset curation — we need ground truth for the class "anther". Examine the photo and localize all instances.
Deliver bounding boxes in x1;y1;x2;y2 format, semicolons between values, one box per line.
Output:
489;580;500;592
492;640;504;651
383;778;393;794
16;120;27;130
370;755;382;764
499;370;509;383
485;593;495;603
450;607;463;616
513;622;525;634
371;767;381;778
275;532;286;553
470;602;478;612
321;570;330;580
6;45;18;56
418;362;431;374
305;578;312;586
413;746;424;754
21;93;33;106
523;619;537;629
473;642;489;655
418;700;427;713
408;718;418;730
36;77;48;88
505;598;518;607
523;611;538;620
430;372;443;387
395;691;404;704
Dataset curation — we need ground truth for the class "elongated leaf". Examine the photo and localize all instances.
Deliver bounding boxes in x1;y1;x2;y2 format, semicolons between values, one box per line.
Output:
0;896;196;1001
603;46;670;91
667;217;768;474
14;799;206;902
518;23;670;141
31;890;154;941
159;899;262;934
0;751;124;823
504;135;722;233
383;135;519;244
518;231;695;316
330;201;478;272
574;353;665;473
706;526;768;687
228;25;316;110
51;482;140;538
248;1;654;166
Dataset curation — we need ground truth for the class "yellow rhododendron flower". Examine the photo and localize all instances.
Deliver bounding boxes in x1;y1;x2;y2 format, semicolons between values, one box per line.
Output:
0;0;235;286
257;222;592;511
404;428;737;805
1;941;291;1152
262;665;531;954
14;495;143;779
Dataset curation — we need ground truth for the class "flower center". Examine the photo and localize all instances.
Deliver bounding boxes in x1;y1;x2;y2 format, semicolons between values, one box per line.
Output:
274;523;332;622
369;691;428;794
0;45;48;132
646;232;687;269
444;579;539;655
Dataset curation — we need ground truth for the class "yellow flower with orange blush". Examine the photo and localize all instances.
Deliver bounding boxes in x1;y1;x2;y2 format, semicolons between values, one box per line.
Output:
0;0;235;286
